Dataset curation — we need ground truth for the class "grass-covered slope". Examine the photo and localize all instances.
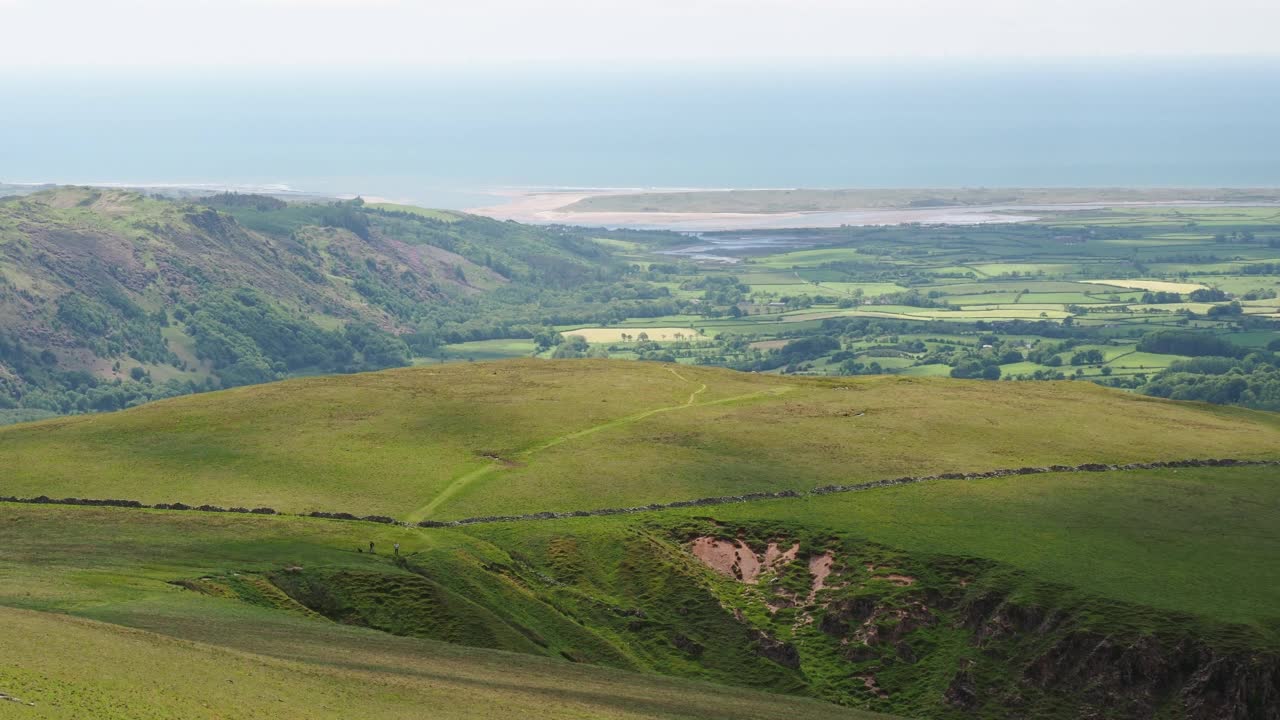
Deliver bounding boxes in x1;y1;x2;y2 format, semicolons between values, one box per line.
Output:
0;608;880;720
4;362;1279;717
3;458;1278;717
0;504;887;720
3;360;1278;520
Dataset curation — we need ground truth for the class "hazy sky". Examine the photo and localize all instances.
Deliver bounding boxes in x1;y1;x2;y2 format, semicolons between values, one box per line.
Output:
4;0;1279;69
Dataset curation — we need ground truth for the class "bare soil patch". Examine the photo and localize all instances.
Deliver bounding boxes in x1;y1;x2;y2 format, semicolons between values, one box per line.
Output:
808;553;835;602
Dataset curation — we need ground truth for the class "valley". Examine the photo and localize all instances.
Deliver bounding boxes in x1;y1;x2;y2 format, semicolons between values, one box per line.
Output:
6;188;1280;427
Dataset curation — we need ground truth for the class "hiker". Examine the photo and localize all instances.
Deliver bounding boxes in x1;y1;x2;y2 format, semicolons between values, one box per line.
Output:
394;542;400;556
369;541;375;553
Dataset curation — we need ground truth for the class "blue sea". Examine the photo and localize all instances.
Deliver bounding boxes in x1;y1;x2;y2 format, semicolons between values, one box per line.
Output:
2;59;1279;208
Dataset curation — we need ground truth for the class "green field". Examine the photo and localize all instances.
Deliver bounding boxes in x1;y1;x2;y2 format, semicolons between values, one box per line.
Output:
4;361;1278;522
0;506;880;720
4;358;1280;718
366;202;462;222
438;338;539;361
3;459;1278;713
556;204;1280;409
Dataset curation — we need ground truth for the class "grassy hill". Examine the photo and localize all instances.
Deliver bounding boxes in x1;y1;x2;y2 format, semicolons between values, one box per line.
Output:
0;605;879;720
3;463;1276;717
3;360;1278;521
4;361;1280;717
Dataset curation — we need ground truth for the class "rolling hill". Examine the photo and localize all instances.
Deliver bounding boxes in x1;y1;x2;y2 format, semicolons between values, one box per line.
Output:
4;360;1280;718
4;360;1278;521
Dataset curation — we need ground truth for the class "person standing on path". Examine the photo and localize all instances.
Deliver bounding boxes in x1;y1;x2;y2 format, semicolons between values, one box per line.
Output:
394;542;400;556
369;541;375;553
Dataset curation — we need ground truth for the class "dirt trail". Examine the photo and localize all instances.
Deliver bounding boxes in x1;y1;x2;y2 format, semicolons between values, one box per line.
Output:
667;367;708;406
406;370;789;522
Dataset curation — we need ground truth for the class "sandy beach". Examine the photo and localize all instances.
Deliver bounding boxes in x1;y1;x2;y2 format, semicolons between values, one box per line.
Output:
467;189;1041;230
467;188;1280;232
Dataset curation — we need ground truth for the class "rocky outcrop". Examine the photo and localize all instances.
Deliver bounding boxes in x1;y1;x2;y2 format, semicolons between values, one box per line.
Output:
839;581;1280;719
750;628;801;669
678;526;1280;719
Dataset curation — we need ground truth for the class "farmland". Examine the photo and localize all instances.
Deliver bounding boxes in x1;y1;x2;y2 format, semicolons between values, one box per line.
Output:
531;205;1280;411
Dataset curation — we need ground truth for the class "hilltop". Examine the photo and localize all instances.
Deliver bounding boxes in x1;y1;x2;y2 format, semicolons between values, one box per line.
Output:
4;360;1278;521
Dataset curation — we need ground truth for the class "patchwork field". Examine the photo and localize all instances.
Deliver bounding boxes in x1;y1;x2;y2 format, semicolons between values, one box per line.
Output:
545;204;1280;406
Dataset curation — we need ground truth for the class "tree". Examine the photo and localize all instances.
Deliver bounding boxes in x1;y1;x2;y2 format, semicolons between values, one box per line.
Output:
533;329;562;351
1189;288;1228;302
552;335;589;359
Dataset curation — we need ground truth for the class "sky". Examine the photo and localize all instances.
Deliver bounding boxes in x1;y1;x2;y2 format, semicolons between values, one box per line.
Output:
3;0;1279;69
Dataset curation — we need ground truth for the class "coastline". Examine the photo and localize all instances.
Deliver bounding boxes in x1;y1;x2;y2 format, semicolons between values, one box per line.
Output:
465;189;1043;230
466;187;1280;231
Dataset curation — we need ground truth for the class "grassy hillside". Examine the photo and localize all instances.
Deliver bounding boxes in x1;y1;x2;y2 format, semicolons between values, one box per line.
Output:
0;607;879;720
4;360;1278;521
3;458;1277;716
469;466;1280;628
0;503;891;720
4;359;1280;717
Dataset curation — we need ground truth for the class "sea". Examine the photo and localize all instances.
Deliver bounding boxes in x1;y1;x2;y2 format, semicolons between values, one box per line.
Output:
2;59;1279;209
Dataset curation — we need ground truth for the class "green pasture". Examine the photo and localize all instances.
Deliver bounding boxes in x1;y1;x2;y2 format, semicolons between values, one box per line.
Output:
0;505;878;720
440;338;539;361
366;202;461;222
4;361;1279;522
665;466;1280;628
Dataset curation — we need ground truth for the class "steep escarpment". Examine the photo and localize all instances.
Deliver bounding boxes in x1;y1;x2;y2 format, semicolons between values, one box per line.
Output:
175;517;1279;719
671;519;1279;719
